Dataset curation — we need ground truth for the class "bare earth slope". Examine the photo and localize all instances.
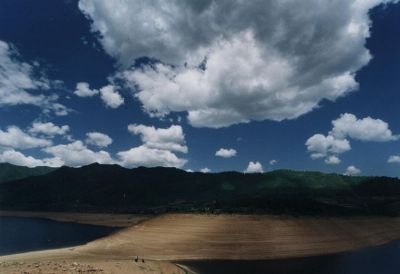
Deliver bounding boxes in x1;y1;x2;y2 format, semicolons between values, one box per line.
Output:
1;213;400;273
79;214;400;260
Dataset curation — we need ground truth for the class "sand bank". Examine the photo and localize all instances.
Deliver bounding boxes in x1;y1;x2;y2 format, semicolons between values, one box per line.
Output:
77;214;400;260
1;213;400;273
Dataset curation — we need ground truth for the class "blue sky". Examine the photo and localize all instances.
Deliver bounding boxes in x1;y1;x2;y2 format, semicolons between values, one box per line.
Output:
0;0;399;176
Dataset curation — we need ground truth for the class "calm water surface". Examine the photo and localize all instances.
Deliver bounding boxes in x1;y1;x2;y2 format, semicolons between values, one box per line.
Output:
0;216;117;255
182;240;400;274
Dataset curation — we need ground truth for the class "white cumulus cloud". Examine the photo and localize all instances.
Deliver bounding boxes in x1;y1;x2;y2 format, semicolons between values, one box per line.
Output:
306;113;397;164
99;85;124;108
0;126;52;149
0;40;70;116
117;145;186;168
29;122;70;137
245;161;264;173
74;82;99;97
127;124;187;153
0;149;48;167
74;82;124;109
200;167;211;173
344;165;361;176
330;113;398;142
0;124;188;168
215;148;237;158
388;155;400;164
325;155;341;165
117;124;187;168
79;0;398;128
43;140;114;167
306;134;351;160
85;132;112;148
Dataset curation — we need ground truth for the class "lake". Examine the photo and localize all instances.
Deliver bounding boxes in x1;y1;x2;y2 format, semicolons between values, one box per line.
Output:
0;216;118;256
181;240;400;274
1;216;400;274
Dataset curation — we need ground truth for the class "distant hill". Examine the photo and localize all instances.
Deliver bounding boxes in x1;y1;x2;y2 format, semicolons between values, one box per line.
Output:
1;163;400;216
0;163;56;183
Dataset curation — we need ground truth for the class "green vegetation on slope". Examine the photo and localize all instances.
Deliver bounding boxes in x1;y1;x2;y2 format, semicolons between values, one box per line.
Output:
0;163;399;216
0;163;56;183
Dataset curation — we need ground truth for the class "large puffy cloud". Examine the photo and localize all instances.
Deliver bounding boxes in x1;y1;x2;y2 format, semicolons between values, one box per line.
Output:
244;161;264;173
0;144;114;168
79;0;397;128
306;134;351;160
0;149;59;168
0;149;45;167
330;113;398;142
117;145;187;168
306;113;397;164
0;126;52;149
0;40;70;116
0;130;115;167
0;40;49;106
0;122;72;153
43;141;114;167
0;123;187;168
215;148;237;158
85;132;112;148
117;124;188;168
29;122;70;137
0;142;115;168
127;124;187;153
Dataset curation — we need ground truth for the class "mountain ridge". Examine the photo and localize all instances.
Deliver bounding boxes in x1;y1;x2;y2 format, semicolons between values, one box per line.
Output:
1;163;399;216
0;163;56;184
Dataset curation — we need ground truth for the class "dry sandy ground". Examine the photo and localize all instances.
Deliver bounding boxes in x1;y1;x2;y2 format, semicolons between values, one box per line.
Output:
78;214;400;260
0;257;190;274
1;213;400;273
0;247;191;274
0;210;151;227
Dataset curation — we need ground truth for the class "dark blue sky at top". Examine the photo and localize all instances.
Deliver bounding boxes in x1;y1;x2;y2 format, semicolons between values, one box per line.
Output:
0;0;399;176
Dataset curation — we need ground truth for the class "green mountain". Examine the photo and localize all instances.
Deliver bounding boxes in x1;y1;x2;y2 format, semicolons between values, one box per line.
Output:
0;163;399;216
0;163;56;183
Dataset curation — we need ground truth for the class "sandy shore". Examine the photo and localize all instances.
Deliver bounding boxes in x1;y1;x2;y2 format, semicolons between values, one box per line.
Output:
0;210;152;227
1;213;400;273
0;255;191;274
77;214;400;260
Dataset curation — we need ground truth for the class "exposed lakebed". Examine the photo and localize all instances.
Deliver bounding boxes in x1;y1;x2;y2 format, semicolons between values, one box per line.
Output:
1;215;400;274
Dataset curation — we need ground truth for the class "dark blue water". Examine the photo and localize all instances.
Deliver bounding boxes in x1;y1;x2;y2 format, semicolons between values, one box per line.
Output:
0;216;118;255
182;240;400;274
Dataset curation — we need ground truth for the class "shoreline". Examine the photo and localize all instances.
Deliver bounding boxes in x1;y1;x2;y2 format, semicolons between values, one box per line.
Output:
0;210;152;227
1;212;400;273
2;213;400;260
